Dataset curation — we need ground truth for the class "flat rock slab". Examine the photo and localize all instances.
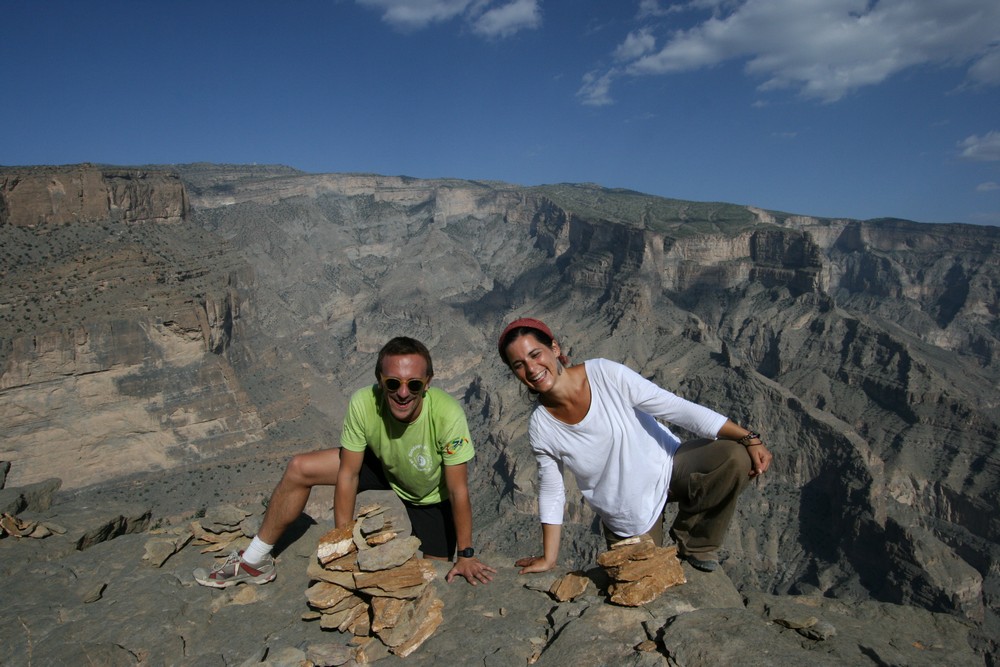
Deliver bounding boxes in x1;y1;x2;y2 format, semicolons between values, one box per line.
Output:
0;491;986;667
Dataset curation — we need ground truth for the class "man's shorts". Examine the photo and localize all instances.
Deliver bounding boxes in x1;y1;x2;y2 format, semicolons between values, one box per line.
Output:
357;448;457;559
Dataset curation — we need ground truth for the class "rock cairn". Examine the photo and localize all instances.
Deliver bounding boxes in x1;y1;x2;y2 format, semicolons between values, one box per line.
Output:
0;512;54;539
188;504;254;554
304;503;443;661
596;536;686;606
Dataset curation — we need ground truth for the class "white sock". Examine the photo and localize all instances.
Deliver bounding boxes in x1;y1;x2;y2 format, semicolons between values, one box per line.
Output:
243;536;273;565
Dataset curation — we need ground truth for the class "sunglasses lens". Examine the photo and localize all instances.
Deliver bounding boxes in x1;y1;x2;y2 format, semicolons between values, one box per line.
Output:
382;377;425;393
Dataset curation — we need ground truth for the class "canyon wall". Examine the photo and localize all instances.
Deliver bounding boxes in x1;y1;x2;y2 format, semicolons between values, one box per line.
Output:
1;163;997;659
0;166;264;489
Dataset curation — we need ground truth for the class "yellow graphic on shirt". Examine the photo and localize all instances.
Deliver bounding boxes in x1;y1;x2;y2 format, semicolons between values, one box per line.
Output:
444;436;469;457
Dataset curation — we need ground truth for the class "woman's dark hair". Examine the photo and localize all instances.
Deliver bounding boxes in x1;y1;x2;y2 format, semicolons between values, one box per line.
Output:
499;326;569;367
376;336;434;378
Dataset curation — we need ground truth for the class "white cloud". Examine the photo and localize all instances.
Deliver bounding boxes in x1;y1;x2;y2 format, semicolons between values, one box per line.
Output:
577;69;618;106
976;182;1000;192
966;45;1000;87
638;0;732;18
614;28;657;62
959;131;1000;161
637;0;671;18
356;0;472;31
356;0;540;37
473;0;541;38
595;0;1000;104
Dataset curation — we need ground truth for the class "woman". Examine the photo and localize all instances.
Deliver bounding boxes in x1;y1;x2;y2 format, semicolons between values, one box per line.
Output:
498;317;773;573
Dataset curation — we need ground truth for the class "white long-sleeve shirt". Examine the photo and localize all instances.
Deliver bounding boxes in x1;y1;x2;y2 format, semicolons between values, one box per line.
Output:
528;358;728;537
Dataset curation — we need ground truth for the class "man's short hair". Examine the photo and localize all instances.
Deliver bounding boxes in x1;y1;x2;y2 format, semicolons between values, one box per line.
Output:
376;336;434;378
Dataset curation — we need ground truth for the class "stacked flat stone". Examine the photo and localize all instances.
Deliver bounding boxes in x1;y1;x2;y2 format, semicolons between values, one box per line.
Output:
549;570;591;602
304;503;443;660
0;512;52;539
596;535;686;606
190;504;255;554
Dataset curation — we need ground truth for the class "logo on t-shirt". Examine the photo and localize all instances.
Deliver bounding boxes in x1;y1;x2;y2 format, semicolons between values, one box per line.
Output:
408;443;432;472
444;436;469;456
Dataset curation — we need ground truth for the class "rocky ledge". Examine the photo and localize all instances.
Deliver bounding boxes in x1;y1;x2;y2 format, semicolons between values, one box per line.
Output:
0;483;982;666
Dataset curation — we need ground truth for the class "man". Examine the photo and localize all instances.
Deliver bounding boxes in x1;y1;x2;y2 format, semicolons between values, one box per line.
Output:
194;337;496;588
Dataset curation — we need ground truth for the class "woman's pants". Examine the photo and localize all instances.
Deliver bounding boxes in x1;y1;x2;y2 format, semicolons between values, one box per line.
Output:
604;438;751;557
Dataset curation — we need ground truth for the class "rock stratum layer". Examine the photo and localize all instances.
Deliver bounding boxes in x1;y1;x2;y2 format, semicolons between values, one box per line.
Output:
1;162;998;664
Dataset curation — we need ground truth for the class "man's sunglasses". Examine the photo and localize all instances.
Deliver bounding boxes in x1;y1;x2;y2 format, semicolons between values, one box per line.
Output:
380;375;428;393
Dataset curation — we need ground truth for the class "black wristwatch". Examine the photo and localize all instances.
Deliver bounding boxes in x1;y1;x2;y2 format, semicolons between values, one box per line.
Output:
457;547;475;558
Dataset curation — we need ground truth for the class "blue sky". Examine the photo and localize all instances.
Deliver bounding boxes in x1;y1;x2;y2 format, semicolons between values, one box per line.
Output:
3;0;999;225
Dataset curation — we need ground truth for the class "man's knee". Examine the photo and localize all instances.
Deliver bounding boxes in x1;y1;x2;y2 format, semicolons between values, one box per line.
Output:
282;450;339;487
282;455;311;486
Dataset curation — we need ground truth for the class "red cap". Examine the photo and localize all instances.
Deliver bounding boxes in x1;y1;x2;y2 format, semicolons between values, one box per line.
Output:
498;317;554;360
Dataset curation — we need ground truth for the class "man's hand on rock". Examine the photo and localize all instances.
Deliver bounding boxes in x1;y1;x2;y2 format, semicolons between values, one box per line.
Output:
446;556;496;585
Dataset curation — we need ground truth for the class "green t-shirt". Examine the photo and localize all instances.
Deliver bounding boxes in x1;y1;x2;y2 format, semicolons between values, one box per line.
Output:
340;385;475;505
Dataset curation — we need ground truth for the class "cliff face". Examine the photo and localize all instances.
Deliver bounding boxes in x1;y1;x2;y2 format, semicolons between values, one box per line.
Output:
1;317;262;489
1;163;998;661
0;166;264;489
0;165;188;226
